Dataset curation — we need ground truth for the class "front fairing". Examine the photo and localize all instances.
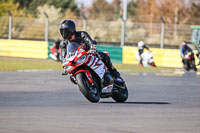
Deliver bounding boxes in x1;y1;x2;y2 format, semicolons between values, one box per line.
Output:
62;48;88;74
62;42;107;79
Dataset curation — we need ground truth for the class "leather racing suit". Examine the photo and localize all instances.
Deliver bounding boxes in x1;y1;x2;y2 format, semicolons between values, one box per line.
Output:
60;31;121;79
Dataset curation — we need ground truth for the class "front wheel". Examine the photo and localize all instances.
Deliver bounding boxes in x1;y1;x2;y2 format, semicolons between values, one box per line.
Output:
76;72;100;103
112;84;128;102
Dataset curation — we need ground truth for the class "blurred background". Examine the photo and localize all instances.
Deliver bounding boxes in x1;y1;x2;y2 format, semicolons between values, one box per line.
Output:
1;0;200;47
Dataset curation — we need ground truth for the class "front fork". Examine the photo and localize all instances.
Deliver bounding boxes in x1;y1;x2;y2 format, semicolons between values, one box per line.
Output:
62;69;93;85
74;70;93;84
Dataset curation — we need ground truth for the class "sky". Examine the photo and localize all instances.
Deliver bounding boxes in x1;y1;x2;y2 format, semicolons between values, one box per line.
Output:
75;0;113;7
75;0;200;7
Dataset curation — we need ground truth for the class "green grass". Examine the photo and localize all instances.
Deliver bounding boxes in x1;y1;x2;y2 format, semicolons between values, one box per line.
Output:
0;57;62;71
0;57;175;72
114;64;175;72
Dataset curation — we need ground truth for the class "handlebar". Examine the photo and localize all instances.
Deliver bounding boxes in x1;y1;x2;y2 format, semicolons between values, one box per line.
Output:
87;50;103;60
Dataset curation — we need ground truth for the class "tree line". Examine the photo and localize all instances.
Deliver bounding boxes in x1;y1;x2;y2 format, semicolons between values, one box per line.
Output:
0;0;200;24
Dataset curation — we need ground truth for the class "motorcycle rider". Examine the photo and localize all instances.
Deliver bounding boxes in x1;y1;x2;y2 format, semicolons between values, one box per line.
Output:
196;40;200;65
54;39;61;50
137;41;149;65
180;41;194;65
49;39;62;61
196;51;200;65
59;20;124;83
54;39;61;61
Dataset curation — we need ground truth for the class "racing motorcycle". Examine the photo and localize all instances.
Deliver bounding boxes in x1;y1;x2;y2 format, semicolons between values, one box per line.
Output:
62;43;128;103
49;45;61;61
183;52;197;71
135;50;156;67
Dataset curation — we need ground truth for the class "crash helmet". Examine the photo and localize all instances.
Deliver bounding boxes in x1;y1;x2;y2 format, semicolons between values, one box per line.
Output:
182;41;188;47
138;41;145;49
60;20;76;40
54;39;61;49
55;38;61;44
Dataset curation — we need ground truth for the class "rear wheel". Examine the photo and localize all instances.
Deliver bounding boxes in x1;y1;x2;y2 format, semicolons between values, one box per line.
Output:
76;72;100;103
184;60;190;71
191;60;197;71
112;84;128;102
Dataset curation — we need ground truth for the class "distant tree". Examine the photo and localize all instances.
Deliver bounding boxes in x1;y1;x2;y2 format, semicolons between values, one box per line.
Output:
14;0;79;15
127;0;137;20
158;0;190;24
190;3;200;24
14;0;47;14
48;0;79;14
88;0;115;21
134;0;190;24
135;0;165;23
0;0;26;16
13;0;34;9
111;0;121;19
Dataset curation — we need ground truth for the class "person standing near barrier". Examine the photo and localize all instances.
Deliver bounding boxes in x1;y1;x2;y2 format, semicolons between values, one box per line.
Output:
196;51;200;65
49;39;62;61
54;39;61;60
196;41;200;65
137;41;149;66
59;20;124;83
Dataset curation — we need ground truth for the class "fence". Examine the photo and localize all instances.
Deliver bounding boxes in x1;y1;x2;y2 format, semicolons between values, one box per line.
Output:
0;15;194;47
1;38;199;68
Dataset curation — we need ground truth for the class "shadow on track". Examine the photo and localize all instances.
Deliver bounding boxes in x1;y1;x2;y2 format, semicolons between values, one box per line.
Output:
100;101;171;105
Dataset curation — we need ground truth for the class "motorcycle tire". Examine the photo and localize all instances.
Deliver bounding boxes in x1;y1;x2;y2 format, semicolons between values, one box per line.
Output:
184;61;190;71
184;66;190;71
76;72;100;103
112;84;128;103
192;60;197;71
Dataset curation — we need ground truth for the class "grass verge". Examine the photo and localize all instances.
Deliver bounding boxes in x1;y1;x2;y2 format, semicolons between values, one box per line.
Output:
0;57;62;71
0;56;175;72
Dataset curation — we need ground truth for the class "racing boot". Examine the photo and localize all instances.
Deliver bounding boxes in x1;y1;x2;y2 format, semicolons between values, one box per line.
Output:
98;51;124;84
140;59;143;67
108;65;125;84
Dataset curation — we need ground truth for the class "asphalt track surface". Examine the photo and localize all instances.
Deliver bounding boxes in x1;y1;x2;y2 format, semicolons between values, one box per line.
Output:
0;70;200;133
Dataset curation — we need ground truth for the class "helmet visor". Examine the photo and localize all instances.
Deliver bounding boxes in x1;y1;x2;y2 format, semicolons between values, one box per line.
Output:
60;28;74;40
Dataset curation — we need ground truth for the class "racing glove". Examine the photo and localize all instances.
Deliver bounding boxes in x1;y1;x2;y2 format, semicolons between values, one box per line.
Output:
89;40;97;53
89;44;96;53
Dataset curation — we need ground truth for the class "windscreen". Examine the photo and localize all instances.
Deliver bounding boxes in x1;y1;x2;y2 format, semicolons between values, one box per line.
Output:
66;42;80;58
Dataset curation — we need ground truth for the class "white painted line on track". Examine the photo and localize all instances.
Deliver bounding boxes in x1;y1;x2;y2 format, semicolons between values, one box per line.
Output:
155;73;182;77
128;73;139;75
174;71;184;75
17;69;53;72
196;72;200;75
